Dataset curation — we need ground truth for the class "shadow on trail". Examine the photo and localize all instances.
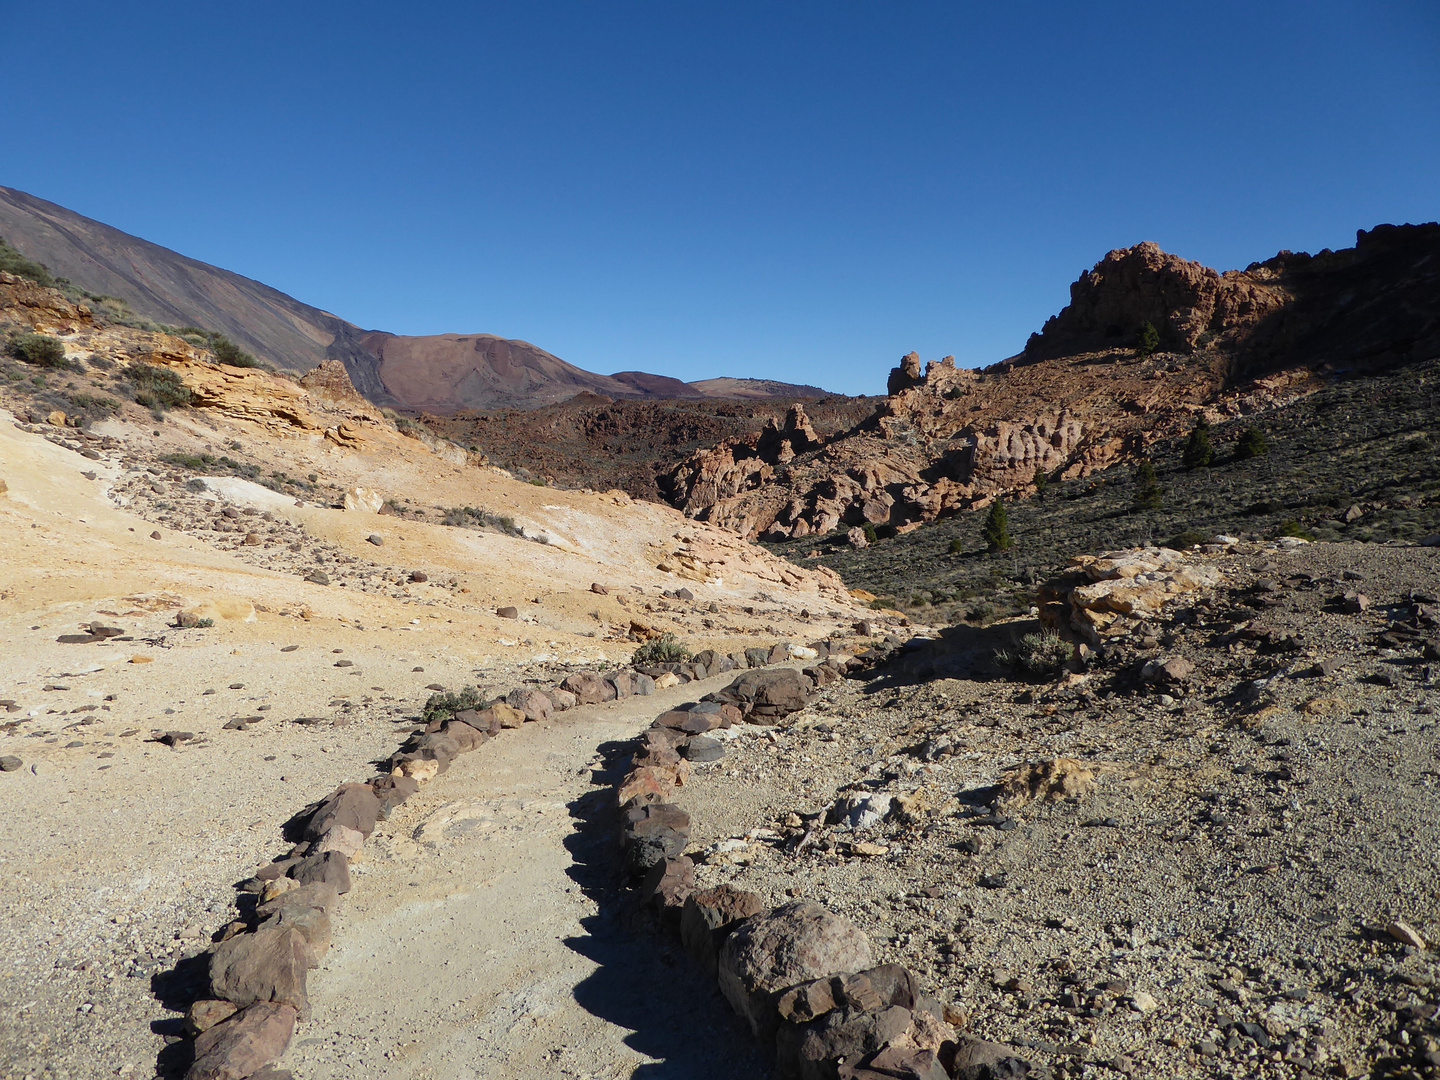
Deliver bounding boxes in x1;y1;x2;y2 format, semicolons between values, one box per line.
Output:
861;619;1032;694
562;738;767;1080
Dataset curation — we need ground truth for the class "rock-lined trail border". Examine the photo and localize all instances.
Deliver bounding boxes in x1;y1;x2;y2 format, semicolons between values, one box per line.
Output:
158;642;835;1080
600;657;1053;1080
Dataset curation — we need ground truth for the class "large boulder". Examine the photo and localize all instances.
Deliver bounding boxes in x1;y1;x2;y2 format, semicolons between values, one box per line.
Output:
718;902;872;1042
288;850;350;894
184;1001;297;1080
209;927;311;1013
622;802;691;876
561;672;617;705
303;783;379;841
712;668;812;722
506;688;553;723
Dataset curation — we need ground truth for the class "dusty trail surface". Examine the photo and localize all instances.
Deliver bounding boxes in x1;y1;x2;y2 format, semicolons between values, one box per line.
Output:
286;676;763;1080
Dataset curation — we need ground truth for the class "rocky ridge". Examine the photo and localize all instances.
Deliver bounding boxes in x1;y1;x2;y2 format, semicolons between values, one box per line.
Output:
663;225;1440;542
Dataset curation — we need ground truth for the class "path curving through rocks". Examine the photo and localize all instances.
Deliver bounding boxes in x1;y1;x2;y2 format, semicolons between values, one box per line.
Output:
281;673;765;1080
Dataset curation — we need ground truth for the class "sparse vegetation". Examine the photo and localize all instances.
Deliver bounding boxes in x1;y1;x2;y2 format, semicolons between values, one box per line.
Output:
1163;528;1212;550
1132;458;1163;511
441;505;522;535
128;363;192;409
1278;519;1317;541
422;686;487;724
995;629;1075;678
948;537;965;555
0;236;55;286
982;497;1012;551
632;633;693;666
8;332;67;369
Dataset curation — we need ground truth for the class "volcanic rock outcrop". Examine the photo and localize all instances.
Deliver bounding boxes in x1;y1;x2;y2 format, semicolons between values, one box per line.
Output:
663;224;1440;540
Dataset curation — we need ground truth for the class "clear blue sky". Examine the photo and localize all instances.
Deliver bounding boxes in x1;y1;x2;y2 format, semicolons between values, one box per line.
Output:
4;2;1437;394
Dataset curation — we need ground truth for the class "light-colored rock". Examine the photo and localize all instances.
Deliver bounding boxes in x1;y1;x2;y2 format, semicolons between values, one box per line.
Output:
313;824;364;858
1387;920;1427;950
343;486;385;513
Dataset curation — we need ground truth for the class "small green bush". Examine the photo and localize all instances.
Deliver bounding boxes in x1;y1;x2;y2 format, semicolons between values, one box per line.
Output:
633;633;693;666
948;537;965;554
442;505;521;535
1278;520;1316;541
1182;420;1213;470
422;686;487;724
208;333;261;368
996;630;1075;678
1163;529;1212;550
128;363;192;408
1032;467;1050;498
1234;427;1269;460
1136;321;1160;357
983;497;1012;552
0;237;54;286
861;522;879;546
9;332;67;368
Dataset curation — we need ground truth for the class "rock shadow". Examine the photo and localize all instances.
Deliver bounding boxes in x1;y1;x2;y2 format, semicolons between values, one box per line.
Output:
561;738;767;1080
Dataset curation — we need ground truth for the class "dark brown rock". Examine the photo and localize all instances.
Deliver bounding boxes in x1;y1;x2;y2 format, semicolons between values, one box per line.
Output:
303;783;380;841
561;672;617;705
837;1047;948;1080
452;708;502;736
496;605;520;619
795;1005;914;1080
208;927;311;1012
184;998;239;1036
949;1040;1051;1080
506;687;554;722
637;856;695;915
369;773;420;814
712;668;812;722
682;885;766;977
288;850;350;894
185;1001;297;1080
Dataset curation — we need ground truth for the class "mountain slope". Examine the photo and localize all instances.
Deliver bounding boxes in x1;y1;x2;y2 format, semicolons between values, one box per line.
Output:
0;185;839;411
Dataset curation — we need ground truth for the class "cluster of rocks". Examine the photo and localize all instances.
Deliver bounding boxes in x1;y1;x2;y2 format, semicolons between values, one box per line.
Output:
161;642;834;1080
607;662;1051;1079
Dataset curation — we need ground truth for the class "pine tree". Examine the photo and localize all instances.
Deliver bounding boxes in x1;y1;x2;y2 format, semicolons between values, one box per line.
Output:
1235;427;1269;460
1136;321;1160;357
1032;466;1050;499
983;497;1013;552
1182;419;1214;471
1133;458;1163;511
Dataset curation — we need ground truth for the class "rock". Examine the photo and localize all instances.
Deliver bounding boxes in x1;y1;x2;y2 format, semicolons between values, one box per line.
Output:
395;757;439;782
995;758;1095;810
286;852;351;898
887;351;924;395
637;856;695;915
1129;990;1158;1013
834;792;893;831
0;755;22;772
1387;920;1427;949
617;762;689;806
185;1001;298;1080
256;882;341;921
257;894;333;965
655;706;723;735
682;735;725;762
793;1005;914;1080
441;719;487;752
370;773;419;814
243;532;262;546
185;999;240;1036
312;825;364;859
623;802;691;875
492;702;526;728
847;527;869;550
591;582;609;595
47;409;66;426
1141;656;1194;684
303;569;330;586
837;1047;948;1080
1340;591;1371;614
949;1039;1051;1080
408;570;428;582
496;605;520;620
561;672;617;705
452;708;501;736
150;530;162;539
609;669;649;698
1421;534;1440;547
682;885;766;977
304;783;380;840
718;901;873;1041
545;688;578;711
712;668;812;722
366;533;383;546
342;487;384;513
208;927;311;1012
653;672;680;690
505;687;553;723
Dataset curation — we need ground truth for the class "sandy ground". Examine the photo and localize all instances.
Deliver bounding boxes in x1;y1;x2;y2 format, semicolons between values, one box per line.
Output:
0;400;866;1080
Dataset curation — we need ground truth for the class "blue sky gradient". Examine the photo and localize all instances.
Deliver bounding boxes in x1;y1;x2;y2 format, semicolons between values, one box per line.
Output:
4;1;1437;394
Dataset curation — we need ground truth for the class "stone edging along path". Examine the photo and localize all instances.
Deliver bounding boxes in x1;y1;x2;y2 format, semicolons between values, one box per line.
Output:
157;641;836;1080
603;660;1058;1080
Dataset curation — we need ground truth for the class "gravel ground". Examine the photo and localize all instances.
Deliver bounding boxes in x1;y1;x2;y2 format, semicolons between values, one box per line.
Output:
676;540;1440;1079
